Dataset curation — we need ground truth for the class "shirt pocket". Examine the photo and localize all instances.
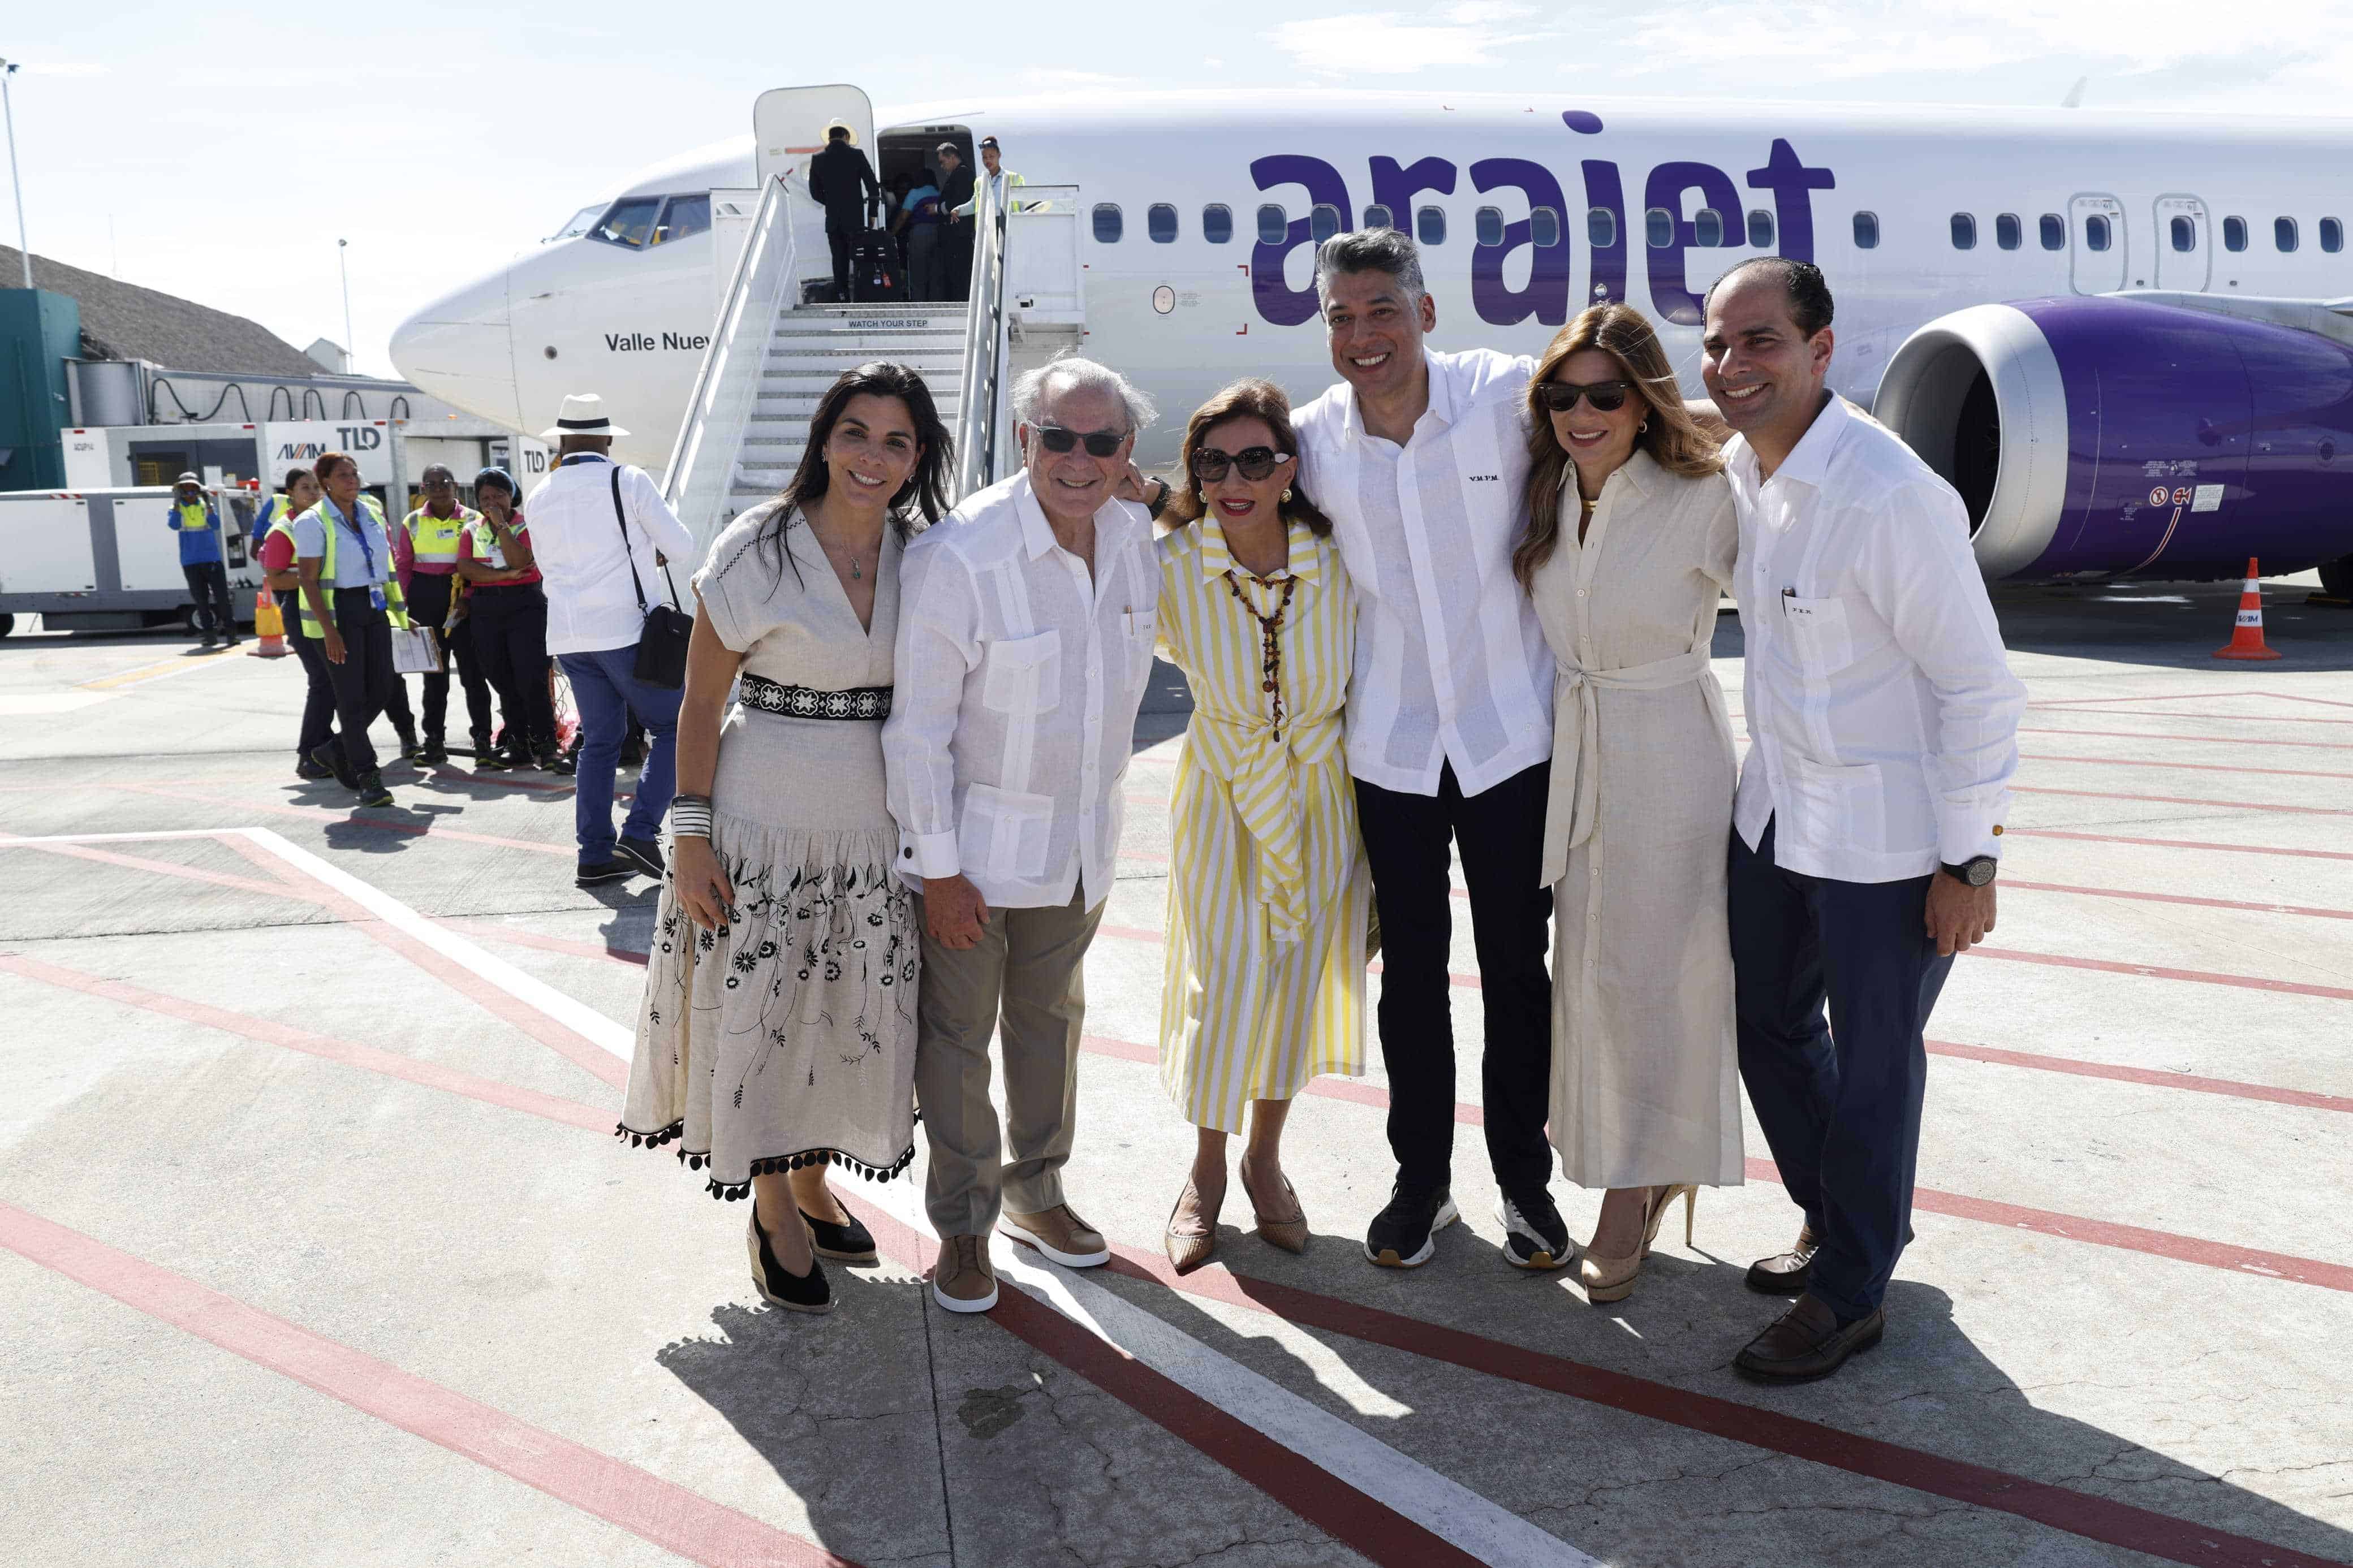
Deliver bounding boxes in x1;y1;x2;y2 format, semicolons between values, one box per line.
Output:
1789;755;1885;852
1778;594;1858;675
959;781;1056;882
982;629;1062;715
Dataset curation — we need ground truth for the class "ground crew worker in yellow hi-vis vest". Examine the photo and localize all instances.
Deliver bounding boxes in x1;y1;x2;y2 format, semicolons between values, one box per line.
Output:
255;466;355;785
397;464;501;766
293;452;416;807
167;471;240;649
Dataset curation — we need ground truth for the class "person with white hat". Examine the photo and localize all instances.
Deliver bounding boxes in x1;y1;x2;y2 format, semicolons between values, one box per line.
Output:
168;472;240;649
520;394;699;887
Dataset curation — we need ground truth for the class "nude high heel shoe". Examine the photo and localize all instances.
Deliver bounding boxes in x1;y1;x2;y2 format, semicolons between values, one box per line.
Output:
1242;1157;1309;1255
1164;1174;1224;1275
1579;1184;1699;1305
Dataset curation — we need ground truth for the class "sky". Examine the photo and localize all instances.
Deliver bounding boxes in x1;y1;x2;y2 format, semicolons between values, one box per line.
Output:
6;1;2351;379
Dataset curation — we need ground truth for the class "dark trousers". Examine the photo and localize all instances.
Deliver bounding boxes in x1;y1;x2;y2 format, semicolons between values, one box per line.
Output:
1354;760;1554;1197
285;622;343;764
404;573;494;745
182;561;234;636
1729;817;1954;1322
942;221;973;301
468;584;555;752
828;225;855;296
905;226;942;302
320;588;398;779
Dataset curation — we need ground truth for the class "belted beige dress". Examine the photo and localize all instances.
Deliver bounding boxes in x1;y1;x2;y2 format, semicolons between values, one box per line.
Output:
1530;451;1744;1189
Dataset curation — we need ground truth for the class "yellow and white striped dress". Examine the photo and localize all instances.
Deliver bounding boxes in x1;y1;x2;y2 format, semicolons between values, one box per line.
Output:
1156;515;1369;1133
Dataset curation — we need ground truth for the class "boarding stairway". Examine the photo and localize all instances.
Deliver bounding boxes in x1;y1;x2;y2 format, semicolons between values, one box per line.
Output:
663;175;1082;548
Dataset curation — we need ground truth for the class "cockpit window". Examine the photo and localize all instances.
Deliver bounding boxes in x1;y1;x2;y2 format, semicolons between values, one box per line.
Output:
651;195;710;246
548;202;607;242
592;197;662;249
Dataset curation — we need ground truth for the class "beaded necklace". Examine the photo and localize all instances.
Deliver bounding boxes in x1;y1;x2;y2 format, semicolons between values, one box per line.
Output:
1219;559;1299;744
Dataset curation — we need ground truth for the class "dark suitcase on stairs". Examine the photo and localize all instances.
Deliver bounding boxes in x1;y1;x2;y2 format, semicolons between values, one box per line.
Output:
849;196;903;303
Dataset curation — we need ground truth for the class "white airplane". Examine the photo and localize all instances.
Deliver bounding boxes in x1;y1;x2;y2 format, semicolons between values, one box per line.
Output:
391;88;2353;588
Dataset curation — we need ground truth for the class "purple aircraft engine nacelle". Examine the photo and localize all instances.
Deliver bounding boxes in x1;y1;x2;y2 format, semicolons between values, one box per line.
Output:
1876;295;2353;587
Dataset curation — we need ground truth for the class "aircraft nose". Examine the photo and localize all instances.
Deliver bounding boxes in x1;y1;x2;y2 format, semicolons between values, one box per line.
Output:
390;269;520;429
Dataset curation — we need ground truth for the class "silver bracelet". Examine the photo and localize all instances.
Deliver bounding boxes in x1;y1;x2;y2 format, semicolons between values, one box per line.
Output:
669;795;713;840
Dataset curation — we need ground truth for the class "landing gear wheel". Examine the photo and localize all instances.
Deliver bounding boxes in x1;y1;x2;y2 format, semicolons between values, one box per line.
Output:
0;612;14;637
2318;552;2353;603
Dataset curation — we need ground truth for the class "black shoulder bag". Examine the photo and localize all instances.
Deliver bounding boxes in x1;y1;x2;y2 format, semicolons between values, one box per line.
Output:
612;465;693;689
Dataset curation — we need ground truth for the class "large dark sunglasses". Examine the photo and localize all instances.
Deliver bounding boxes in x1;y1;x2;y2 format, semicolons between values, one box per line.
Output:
1190;445;1293;483
1034;425;1127;457
1536;379;1634;414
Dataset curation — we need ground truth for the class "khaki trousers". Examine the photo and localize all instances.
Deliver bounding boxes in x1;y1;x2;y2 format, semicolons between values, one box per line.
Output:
914;886;1105;1238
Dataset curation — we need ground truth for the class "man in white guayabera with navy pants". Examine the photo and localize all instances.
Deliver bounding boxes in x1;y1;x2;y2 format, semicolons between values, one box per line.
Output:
1701;257;2026;1384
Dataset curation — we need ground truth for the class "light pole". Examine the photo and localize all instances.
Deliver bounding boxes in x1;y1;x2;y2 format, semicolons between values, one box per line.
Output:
337;237;354;370
1;61;31;289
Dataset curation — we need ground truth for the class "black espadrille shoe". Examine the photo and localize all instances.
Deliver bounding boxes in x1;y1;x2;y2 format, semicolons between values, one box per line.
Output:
748;1209;833;1315
801;1205;878;1265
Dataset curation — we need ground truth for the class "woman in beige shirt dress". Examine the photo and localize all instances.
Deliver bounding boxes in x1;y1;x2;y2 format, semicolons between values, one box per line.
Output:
1515;303;1744;1304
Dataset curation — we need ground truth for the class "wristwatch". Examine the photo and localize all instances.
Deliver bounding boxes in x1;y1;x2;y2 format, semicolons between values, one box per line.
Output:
1940;856;1998;887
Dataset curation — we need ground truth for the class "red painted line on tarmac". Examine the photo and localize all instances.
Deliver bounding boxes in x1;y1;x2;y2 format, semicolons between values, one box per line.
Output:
0;1203;859;1568
2030;691;2286;709
107;780;574;857
7;840;317;901
0;954;613;1133
2012;783;2353;817
461;921;650;967
2021;750;2353;781
2017;723;2353;752
840;1199;1492;1568
2021;708;2353;727
2006;828;2353;863
2001;878;2353;922
1925;1037;2353;1116
1971;945;2353;1003
1098;1246;2341;1568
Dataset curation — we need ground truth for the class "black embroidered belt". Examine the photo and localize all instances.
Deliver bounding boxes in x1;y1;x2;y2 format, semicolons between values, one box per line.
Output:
739;673;892;720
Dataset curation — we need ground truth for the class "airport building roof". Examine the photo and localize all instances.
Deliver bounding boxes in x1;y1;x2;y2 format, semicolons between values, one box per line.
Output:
1;244;322;379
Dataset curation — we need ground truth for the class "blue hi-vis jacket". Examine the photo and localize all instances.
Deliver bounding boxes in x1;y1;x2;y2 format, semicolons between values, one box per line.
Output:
170;497;223;567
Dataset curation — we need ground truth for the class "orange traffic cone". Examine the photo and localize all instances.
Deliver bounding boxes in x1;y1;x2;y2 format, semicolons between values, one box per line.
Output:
248;588;291;658
2213;558;2282;661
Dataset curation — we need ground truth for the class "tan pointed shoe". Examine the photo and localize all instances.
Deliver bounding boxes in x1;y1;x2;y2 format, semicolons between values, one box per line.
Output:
1242;1157;1308;1255
1580;1184;1699;1305
1164;1174;1223;1275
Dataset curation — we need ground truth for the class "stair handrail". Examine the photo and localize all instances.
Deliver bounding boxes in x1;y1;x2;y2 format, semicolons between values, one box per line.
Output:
951;169;1014;502
663;172;804;548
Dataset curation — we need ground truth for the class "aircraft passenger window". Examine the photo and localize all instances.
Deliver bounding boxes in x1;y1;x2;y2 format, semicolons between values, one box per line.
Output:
1148;204;1178;243
2170;215;2195;253
1531;207;1561;248
549;202;607;243
1416;205;1446;245
1996;213;2022;250
591;197;661;249
1645;208;1673;249
2276;217;2299;252
1852;211;1880;249
1475;206;1506;247
2323;218;2344;253
2085;214;2112;252
1950;213;1977;250
2223;215;2248;252
650;194;709;247
1693;209;1724;248
1310;204;1342;244
1363;204;1395;231
1257;204;1287;244
1093;204;1123;243
1748;209;1773;248
1203;204;1233;244
1587;207;1615;248
2039;213;2065;250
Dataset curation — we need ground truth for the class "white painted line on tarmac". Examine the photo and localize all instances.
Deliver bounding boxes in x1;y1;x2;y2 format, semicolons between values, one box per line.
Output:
0;692;117;715
0;828;236;846
859;1181;1600;1568
232;826;636;1062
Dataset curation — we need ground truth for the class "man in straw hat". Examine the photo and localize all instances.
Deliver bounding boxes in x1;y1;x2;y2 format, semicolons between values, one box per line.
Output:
520;393;698;887
807;119;881;302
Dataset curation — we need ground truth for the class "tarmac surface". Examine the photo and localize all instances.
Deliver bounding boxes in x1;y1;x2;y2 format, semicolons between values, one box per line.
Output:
3;572;2351;1568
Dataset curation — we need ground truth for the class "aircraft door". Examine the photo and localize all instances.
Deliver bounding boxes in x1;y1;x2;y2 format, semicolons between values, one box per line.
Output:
2068;193;2128;295
755;85;876;189
2153;194;2212;291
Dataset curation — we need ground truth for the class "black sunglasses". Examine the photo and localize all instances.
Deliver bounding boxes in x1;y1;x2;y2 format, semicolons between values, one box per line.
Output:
1190;445;1293;483
1034;425;1127;457
1536;379;1634;414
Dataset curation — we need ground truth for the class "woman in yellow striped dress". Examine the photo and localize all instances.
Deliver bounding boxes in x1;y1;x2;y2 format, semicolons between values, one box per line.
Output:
1156;378;1369;1274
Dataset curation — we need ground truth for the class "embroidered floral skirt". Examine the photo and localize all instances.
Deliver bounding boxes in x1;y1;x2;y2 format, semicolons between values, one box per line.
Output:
617;714;917;1198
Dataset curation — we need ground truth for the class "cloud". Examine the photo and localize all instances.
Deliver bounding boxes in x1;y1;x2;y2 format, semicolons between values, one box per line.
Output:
1268;6;1557;76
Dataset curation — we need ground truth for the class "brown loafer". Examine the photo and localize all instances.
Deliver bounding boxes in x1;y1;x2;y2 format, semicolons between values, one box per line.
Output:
1744;1224;1821;1295
932;1234;998;1314
1000;1203;1110;1268
1734;1293;1885;1384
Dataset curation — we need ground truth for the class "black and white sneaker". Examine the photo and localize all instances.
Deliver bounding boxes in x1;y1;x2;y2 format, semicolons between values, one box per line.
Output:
615;835;666;880
575;859;632;887
1364;1182;1459;1269
1497;1189;1573;1271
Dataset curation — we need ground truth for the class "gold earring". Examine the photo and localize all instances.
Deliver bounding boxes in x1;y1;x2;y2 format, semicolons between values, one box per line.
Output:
1638;420;1650;434
1282;487;1293;502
